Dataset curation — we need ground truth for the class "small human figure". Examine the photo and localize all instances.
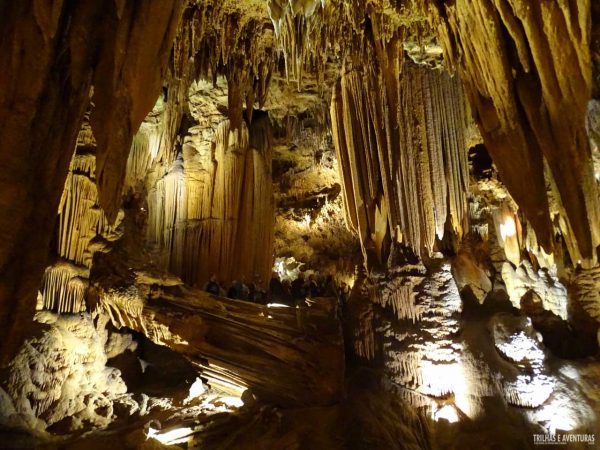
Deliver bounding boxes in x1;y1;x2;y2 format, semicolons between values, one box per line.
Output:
240;276;250;300
321;274;336;297
204;273;221;296
269;272;283;299
291;273;306;300
337;282;349;317
227;281;239;299
228;278;249;300
281;280;293;305
247;280;256;301
306;274;320;298
253;279;268;304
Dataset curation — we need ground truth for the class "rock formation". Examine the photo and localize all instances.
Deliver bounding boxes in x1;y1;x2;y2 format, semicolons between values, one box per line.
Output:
332;61;469;266
427;0;600;265
0;1;599;448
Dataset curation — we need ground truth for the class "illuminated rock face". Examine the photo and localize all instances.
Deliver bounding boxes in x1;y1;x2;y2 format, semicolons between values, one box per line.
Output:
502;261;568;321
570;267;600;344
0;0;185;361
375;261;599;433
429;0;600;264
92;254;344;408
41;117;124;315
128;81;275;289
1;0;600;446
0;312;132;431
331;61;469;266
377;261;466;410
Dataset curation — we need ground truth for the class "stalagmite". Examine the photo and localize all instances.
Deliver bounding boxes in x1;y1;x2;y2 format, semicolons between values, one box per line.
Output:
331;61;469;265
2;312;129;430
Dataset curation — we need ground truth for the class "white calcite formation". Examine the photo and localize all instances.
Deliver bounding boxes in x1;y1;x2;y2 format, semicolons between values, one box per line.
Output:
378;261;465;409
0;312;132;431
491;313;554;408
502;261;568;320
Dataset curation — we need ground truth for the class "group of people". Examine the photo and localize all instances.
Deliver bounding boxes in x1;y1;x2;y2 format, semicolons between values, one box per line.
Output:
204;271;350;314
204;274;268;302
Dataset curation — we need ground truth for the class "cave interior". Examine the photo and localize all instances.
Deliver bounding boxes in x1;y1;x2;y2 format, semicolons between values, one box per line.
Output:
1;0;600;449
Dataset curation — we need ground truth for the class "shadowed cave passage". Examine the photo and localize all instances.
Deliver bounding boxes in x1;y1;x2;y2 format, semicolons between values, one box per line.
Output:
0;1;600;449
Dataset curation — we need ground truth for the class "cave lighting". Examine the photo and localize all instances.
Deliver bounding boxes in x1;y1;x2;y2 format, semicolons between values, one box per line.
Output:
217;396;244;408
432;404;459;423
147;426;193;445
303;213;311;227
184;377;206;404
267;303;291;308
500;215;517;241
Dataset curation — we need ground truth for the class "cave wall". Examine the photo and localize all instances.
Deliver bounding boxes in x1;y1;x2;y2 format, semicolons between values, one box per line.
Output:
0;0;184;363
427;0;600;264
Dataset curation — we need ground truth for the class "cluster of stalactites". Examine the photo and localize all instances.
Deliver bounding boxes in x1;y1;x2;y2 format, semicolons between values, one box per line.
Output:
124;94;177;193
426;0;600;265
176;0;276;130
331;60;469;267
39;263;88;314
267;0;432;90
145;115;275;288
44;121;123;314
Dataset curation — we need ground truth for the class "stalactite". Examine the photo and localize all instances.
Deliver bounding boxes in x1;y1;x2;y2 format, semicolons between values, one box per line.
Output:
371;277;424;323
331;60;469;266
267;0;432;91
0;0;185;361
57;118;124;269
180;0;276;131
426;0;600;265
40;263;88;314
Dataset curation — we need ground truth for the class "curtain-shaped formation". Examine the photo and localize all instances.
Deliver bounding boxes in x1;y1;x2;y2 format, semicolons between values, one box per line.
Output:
428;0;599;265
146;115;275;288
42;120;123;314
331;61;469;266
39;263;88;314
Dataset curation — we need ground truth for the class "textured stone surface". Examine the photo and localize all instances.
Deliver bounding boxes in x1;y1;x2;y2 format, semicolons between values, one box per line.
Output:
429;0;600;264
0;0;184;363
